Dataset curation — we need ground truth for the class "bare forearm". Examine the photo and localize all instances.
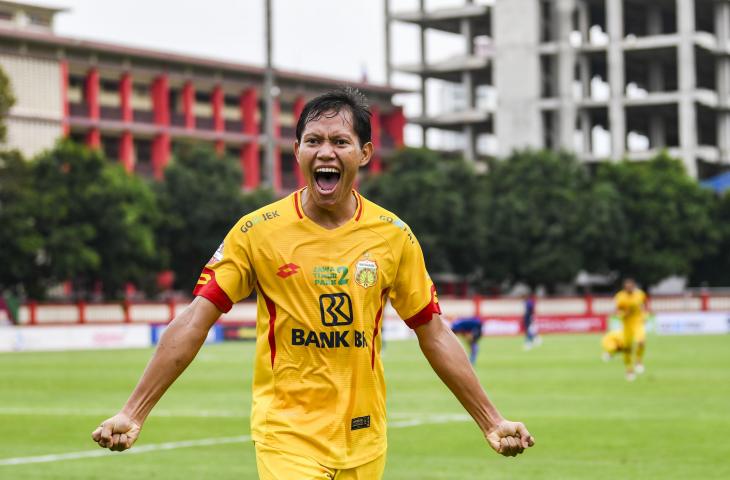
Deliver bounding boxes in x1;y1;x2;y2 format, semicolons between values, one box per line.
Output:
416;318;503;435
122;303;211;424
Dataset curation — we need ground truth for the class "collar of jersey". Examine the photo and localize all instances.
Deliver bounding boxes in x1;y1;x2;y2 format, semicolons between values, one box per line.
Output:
293;188;364;232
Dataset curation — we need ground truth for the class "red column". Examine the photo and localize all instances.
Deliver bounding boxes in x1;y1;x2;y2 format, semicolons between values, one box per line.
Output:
293;95;306;188
60;60;69;136
273;97;282;191
370;104;382;173
85;68;100;149
151;74;170;180
28;300;38;325
212;85;225;155
77;300;86;325
120;132;134;173
700;291;710;311
182;81;195;130
240;88;260;189
585;294;594;316
384;106;405;148
119;72;134;172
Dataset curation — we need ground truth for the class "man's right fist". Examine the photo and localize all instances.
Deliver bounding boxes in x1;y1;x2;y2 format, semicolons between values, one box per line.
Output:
91;413;141;452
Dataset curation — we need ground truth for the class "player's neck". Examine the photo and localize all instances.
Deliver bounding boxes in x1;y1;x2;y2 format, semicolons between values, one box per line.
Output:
301;188;358;229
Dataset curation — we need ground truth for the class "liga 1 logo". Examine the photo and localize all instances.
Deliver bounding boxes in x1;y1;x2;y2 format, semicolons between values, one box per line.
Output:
354;254;378;288
208;242;224;265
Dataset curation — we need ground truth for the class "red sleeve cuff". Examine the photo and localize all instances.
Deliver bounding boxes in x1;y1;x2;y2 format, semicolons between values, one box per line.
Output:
404;285;442;329
193;268;234;313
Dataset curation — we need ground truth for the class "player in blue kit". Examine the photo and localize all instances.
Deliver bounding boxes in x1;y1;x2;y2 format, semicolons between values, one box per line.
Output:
450;316;483;365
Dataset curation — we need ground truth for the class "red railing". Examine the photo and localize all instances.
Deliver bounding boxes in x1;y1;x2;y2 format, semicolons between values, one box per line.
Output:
14;291;729;327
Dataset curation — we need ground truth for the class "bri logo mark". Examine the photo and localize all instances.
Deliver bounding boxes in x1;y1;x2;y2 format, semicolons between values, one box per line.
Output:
276;263;300;278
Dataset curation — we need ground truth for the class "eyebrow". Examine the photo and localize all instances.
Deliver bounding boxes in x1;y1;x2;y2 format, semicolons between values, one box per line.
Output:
302;130;355;139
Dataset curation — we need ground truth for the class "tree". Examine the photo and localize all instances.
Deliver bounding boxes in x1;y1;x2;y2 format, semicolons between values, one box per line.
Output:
483;150;590;290
0;150;44;297
596;153;715;286
361;148;486;277
689;191;730;287
32;140;161;298
0;65;16;143
156;143;274;291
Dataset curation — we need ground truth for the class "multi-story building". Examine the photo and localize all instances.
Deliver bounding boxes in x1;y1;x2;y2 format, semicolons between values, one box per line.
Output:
386;0;730;178
0;0;406;191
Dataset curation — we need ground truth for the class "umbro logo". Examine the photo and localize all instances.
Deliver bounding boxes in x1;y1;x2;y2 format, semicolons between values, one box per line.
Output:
276;263;300;278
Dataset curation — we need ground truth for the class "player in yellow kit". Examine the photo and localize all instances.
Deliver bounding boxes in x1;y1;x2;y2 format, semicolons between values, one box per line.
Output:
614;278;648;381
601;328;646;360
91;89;534;478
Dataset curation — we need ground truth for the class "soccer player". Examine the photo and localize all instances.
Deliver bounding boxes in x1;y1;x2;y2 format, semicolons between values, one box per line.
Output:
450;316;483;365
522;293;541;350
91;89;534;478
600;328;645;361
614;278;648;381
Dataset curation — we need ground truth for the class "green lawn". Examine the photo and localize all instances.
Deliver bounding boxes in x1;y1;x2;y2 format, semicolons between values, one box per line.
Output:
1;334;729;479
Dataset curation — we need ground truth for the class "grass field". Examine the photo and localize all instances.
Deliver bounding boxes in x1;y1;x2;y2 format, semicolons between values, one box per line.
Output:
1;333;729;479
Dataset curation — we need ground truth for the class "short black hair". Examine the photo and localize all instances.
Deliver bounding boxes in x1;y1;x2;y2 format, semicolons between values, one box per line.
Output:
295;87;372;147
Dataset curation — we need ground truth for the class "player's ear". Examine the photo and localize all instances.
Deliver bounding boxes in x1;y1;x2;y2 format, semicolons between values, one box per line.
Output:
294;141;301;165
359;142;373;167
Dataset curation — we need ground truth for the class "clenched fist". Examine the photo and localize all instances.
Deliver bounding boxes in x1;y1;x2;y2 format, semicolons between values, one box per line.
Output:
485;420;535;457
91;413;141;452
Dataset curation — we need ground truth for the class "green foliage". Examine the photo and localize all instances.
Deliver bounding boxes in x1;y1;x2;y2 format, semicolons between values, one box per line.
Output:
156;143;274;291
483;150;591;290
0;150;44;296
31;140;162;298
361;148;486;276
689;191;730;286
596;153;716;286
0;64;16;142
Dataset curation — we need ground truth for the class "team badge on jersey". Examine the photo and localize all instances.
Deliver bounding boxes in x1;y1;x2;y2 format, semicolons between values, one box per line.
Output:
208;242;224;265
354;254;378;288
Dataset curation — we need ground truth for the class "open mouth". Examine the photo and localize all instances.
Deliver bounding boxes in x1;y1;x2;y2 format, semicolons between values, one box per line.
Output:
313;167;341;194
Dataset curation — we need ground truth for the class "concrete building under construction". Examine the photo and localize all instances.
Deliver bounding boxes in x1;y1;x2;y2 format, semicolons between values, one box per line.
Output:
386;0;730;178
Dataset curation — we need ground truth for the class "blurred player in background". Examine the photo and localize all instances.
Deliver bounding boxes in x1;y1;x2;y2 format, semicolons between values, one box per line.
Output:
600;328;645;362
614;278;648;381
450;316;483;365
91;89;533;479
523;293;541;350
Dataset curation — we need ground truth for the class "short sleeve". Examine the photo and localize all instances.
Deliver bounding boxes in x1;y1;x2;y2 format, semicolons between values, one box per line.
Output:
389;231;441;329
192;224;256;313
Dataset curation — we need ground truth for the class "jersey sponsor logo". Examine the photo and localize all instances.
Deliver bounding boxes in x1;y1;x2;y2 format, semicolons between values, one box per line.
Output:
240;210;280;233
351;415;371;430
319;293;353;326
354;254;377;289
276;263;300;278
378;215;415;244
291;328;369;348
207;242;224;265
313;266;349;286
197;272;212;286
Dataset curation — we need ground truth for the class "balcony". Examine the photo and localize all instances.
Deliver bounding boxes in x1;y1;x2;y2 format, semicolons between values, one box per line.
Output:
100;106;122;121
195;117;215;131
225;120;243;133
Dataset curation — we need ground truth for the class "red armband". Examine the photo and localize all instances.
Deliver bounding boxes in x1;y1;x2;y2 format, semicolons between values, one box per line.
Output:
404;284;441;329
193;267;233;313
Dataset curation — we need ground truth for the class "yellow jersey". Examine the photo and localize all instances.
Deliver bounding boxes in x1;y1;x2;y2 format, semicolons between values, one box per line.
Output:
193;189;440;469
614;289;646;325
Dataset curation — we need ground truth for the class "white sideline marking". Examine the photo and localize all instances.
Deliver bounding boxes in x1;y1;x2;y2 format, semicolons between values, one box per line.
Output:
0;435;252;466
0;414;470;467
